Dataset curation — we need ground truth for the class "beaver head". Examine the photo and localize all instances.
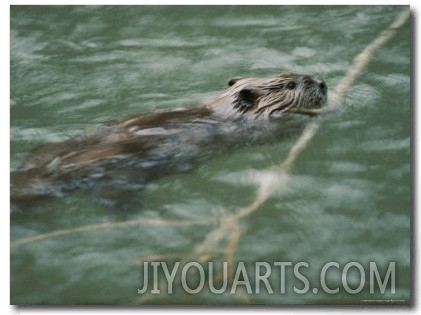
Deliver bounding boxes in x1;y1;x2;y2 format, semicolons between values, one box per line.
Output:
204;72;327;118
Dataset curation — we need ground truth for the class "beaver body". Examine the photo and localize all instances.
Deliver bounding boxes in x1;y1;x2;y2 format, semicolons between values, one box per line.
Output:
11;72;327;210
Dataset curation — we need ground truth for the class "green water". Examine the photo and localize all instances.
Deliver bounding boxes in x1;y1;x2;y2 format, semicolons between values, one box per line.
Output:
10;6;410;305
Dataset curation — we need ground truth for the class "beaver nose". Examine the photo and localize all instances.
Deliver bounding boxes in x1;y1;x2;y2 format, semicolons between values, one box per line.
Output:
319;80;327;94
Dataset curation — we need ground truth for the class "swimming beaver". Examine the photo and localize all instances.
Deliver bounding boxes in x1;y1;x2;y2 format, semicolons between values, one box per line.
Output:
11;72;327;210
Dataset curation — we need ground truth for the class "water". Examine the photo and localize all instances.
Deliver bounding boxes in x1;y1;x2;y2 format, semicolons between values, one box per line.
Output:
10;6;410;305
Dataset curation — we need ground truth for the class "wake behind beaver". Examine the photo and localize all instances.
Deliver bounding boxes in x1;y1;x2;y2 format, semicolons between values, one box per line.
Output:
10;72;327;211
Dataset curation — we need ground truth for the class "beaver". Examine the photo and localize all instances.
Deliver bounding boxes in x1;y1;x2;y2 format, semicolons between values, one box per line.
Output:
11;72;327;210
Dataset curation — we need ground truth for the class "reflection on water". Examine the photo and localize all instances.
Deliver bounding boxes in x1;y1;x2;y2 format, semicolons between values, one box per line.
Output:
10;6;410;305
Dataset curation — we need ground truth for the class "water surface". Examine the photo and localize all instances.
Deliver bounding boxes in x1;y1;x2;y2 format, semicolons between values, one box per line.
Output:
10;5;410;305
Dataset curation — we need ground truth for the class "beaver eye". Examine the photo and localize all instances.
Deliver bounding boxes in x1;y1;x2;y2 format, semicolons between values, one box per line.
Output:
286;82;296;90
228;77;244;87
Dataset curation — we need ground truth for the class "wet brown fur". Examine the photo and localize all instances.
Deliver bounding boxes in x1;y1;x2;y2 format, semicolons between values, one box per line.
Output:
11;72;327;209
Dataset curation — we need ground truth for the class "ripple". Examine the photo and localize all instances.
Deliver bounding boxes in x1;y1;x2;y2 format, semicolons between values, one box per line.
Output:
360;137;410;152
250;48;296;70
118;37;207;48
10;126;74;143
291;47;317;58
58;99;105;114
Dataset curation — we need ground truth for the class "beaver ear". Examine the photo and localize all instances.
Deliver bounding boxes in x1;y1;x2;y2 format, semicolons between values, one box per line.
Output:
228;77;244;86
234;88;260;113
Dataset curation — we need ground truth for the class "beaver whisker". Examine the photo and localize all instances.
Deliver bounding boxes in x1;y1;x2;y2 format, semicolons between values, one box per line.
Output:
268;100;296;116
255;94;295;116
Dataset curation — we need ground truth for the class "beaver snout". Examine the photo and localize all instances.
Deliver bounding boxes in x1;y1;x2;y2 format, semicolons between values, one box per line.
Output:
302;76;328;95
318;80;328;94
307;76;327;95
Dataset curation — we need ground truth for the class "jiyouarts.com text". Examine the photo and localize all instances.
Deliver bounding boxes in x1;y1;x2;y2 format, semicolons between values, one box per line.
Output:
138;261;396;295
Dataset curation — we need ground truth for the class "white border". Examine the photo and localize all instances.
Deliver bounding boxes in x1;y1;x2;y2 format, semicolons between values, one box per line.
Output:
3;1;417;315
2;1;10;315
5;0;419;5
